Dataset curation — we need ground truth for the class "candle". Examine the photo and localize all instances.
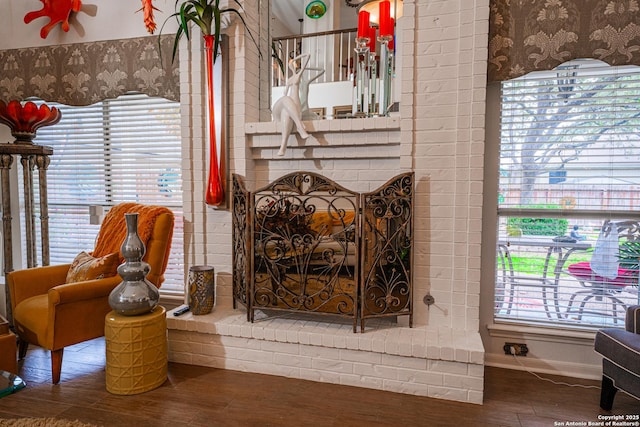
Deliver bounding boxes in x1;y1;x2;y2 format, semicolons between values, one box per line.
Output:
357;11;370;38
388;18;395;50
368;26;377;52
379;1;392;37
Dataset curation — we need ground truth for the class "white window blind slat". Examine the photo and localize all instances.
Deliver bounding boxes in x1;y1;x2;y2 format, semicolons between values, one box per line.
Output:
20;93;185;296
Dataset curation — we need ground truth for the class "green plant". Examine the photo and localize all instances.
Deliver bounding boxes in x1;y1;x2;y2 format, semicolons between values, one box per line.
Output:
506;205;568;236
619;241;640;279
160;0;259;63
507;217;569;236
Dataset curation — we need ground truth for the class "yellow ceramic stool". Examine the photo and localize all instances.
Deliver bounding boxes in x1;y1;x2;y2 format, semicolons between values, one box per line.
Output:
105;305;167;395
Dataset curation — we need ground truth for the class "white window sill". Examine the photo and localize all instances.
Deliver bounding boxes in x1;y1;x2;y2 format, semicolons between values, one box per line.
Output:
487;322;597;343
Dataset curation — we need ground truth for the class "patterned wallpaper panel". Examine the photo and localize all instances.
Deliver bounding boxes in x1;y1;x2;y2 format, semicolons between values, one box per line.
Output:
489;0;640;81
0;35;179;105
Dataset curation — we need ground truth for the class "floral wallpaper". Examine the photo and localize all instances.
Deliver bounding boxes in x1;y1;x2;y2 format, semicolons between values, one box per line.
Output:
488;0;640;81
0;35;179;105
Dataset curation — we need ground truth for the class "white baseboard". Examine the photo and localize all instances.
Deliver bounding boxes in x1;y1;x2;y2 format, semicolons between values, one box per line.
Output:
485;353;602;381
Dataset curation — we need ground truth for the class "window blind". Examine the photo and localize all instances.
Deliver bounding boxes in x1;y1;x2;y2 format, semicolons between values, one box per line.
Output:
22;93;185;296
495;59;640;328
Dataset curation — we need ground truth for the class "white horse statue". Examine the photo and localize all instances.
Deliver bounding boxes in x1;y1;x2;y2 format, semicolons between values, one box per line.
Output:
272;53;311;156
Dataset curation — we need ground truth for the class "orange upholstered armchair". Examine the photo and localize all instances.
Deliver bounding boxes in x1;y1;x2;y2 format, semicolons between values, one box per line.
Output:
7;203;174;384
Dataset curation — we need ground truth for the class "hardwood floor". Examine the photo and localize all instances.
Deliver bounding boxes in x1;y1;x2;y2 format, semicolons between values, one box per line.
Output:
0;338;637;426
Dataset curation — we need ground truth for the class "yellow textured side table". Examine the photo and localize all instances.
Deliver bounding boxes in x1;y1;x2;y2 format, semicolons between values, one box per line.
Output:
105;305;167;395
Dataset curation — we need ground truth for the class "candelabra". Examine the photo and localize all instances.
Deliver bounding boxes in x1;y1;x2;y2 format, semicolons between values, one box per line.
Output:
378;35;394;116
368;51;378;116
354;2;396;118
353;37;370;117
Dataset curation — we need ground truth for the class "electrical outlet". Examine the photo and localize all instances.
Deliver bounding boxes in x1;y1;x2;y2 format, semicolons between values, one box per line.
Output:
503;342;529;356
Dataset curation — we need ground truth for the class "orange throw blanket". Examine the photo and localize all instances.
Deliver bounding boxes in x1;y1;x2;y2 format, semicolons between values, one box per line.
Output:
92;203;173;263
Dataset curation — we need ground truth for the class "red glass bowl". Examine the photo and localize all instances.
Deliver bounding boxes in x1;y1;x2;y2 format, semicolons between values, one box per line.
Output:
0;100;62;143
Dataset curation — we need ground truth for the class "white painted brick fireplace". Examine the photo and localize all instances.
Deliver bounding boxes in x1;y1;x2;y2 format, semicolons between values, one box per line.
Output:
170;0;490;406
0;0;494;405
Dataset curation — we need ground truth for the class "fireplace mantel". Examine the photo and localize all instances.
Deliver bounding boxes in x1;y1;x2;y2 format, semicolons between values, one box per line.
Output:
244;116;401;160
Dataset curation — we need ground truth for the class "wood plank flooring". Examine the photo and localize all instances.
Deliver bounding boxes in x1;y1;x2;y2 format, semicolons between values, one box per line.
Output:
0;337;637;426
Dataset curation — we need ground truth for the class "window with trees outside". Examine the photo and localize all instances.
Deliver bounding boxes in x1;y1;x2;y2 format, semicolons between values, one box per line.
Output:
495;59;640;329
20;93;185;296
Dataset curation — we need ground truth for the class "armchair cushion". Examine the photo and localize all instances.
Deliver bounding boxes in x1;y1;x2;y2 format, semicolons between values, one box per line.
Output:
595;328;640;378
65;251;120;283
12;295;48;346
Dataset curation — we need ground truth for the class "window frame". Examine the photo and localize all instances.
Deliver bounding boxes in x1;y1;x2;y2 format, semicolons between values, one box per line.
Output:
493;59;640;330
18;93;185;296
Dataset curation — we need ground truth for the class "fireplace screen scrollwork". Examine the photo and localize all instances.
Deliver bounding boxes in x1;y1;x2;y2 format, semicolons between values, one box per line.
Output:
232;174;250;310
232;171;413;332
361;173;413;329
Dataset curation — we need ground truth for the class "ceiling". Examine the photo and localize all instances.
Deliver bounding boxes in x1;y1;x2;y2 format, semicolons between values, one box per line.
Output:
271;0;359;36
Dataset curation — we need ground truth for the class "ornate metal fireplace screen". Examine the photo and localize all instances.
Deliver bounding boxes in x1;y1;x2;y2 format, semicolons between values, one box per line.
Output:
232;171;414;332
